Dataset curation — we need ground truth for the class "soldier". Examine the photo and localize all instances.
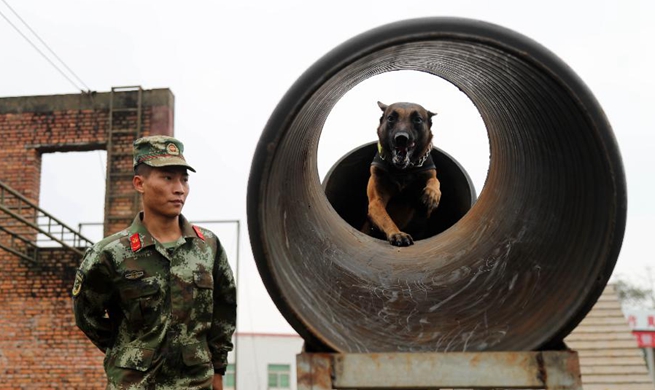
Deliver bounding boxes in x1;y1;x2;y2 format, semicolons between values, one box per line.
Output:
72;135;236;390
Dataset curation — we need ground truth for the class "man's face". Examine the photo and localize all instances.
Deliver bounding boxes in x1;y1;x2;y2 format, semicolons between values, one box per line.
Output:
135;166;189;219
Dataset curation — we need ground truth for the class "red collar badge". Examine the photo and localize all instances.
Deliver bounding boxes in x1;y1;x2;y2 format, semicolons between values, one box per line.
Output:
130;233;142;252
192;226;205;241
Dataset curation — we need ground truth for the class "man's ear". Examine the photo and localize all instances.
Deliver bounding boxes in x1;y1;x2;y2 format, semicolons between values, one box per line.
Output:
377;101;388;112
133;175;145;194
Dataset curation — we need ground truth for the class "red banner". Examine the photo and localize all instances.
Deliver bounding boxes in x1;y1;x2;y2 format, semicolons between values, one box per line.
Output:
633;331;655;348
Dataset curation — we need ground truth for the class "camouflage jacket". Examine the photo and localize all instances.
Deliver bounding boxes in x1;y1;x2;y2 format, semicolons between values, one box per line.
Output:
73;213;237;389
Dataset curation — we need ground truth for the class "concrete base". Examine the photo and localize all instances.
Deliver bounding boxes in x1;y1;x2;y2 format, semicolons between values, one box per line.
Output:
297;351;582;389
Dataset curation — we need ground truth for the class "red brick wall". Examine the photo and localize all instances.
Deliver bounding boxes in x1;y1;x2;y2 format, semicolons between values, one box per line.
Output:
0;89;174;388
0;249;104;389
0;89;175;235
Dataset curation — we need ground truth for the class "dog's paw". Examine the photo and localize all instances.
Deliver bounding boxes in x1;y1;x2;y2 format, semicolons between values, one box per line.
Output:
389;232;414;246
422;186;441;216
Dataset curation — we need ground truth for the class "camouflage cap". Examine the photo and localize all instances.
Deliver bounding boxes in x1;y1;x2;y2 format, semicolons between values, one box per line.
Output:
133;135;196;172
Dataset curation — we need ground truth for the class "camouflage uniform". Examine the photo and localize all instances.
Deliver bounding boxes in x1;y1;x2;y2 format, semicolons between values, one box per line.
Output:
73;135;236;389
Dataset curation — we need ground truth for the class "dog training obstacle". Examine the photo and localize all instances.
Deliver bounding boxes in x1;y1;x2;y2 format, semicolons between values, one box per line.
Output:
247;16;626;364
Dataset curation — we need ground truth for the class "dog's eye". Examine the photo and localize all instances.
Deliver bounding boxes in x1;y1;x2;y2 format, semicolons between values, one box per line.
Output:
413;117;423;124
387;115;395;122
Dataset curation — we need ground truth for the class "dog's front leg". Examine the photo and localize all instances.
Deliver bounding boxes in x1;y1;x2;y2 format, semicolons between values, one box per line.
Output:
366;168;414;246
421;169;441;217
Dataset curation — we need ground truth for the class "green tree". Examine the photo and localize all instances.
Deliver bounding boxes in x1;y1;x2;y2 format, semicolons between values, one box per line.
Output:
614;267;655;309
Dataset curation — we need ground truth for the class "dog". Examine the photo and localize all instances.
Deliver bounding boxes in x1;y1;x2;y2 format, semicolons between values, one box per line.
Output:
362;101;441;246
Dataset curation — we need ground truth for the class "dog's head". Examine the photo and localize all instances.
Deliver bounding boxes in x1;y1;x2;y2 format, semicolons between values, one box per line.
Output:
377;101;437;169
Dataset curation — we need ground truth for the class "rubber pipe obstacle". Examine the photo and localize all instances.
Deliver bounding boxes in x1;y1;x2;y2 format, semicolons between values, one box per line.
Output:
247;18;627;353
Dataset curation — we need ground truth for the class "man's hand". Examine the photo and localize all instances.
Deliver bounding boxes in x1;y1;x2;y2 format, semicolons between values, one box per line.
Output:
212;374;223;390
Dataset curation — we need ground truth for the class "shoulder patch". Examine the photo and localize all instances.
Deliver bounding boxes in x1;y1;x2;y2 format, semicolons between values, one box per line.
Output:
72;270;84;297
192;225;205;241
130;233;142;252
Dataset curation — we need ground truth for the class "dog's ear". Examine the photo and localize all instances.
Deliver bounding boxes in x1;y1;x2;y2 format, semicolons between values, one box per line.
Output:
427;110;437;127
377;101;388;112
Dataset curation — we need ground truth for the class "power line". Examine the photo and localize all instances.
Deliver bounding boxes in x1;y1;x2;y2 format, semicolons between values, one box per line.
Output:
0;1;89;92
1;0;90;91
97;150;106;182
0;8;83;92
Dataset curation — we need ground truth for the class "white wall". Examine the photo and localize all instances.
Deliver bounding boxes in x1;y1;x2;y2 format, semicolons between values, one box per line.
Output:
229;333;304;390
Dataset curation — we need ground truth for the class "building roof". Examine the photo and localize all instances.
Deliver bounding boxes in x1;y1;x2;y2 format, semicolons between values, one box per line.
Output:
565;284;654;390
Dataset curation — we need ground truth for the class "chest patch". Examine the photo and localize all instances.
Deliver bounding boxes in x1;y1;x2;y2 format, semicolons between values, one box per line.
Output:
124;269;145;280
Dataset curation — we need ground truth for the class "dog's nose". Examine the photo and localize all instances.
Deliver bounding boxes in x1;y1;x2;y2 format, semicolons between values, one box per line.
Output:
394;132;410;147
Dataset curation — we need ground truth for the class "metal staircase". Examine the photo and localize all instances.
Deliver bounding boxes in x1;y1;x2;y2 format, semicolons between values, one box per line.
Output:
103;86;143;235
0;180;94;262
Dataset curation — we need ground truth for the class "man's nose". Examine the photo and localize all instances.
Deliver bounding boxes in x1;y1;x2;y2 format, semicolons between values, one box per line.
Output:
172;179;186;194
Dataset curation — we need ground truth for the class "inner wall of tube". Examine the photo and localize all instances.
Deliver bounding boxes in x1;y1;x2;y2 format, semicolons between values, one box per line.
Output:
262;40;617;352
322;144;477;242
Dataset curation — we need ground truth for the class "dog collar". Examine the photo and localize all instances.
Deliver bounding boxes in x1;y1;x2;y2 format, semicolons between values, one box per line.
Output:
377;142;432;168
412;143;433;168
377;142;386;159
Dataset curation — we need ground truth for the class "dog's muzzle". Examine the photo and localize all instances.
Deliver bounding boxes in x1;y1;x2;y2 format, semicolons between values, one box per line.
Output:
391;132;415;168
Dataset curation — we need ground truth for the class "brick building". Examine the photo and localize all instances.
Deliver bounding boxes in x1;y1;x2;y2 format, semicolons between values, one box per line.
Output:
0;88;174;389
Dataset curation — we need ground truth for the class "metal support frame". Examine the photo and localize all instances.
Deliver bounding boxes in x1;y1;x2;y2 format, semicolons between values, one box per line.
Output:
646;347;655;383
297;351;583;389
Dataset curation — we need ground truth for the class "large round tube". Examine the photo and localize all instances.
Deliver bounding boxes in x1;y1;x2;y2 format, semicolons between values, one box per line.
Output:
247;17;627;353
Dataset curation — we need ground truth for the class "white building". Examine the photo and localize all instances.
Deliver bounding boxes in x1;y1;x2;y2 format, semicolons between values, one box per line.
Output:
624;309;655;382
227;333;304;390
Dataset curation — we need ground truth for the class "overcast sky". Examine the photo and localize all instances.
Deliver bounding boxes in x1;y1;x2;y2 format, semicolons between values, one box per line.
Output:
1;0;654;333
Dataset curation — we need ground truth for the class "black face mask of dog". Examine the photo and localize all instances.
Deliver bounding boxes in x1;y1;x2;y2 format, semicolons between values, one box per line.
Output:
377;101;437;169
